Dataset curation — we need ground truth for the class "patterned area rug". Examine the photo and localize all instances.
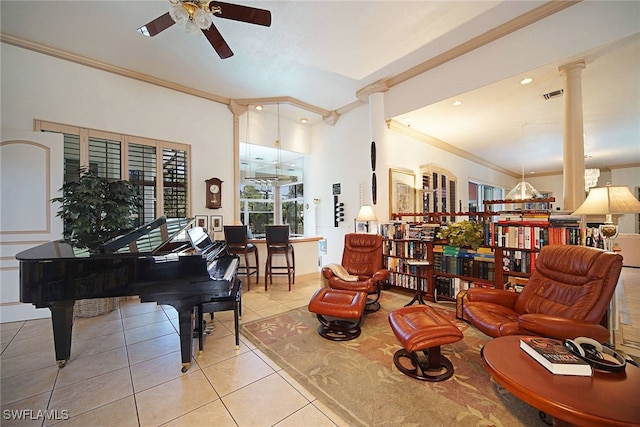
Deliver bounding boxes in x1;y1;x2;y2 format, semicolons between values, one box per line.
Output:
241;292;544;427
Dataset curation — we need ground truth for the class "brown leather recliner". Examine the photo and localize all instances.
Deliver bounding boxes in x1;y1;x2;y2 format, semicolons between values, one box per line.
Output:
463;245;623;343
322;233;390;312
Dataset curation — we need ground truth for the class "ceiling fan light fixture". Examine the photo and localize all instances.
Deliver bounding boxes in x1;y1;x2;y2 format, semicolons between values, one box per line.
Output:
169;4;189;25
193;7;213;30
170;1;213;32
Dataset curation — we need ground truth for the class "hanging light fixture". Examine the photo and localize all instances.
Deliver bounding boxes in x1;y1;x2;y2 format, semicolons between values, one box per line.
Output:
244;103;295;185
169;1;217;34
506;127;541;200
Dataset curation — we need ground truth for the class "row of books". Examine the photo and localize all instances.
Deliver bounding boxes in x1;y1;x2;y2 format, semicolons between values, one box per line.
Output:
497;210;550;223
433;246;496;280
383;240;429;259
379;222;439;241
434;276;495;299
388;271;427;291
485;223;603;249
385;257;429;274
502;249;537;274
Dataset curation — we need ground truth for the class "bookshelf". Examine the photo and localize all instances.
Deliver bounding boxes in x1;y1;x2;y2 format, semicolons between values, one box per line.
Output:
380;222;438;301
383;198;603;299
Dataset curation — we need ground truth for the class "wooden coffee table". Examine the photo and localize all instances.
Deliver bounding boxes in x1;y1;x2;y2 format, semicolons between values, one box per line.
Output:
481;335;640;427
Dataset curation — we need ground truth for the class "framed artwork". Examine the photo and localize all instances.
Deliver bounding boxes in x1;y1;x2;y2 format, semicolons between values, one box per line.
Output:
194;215;208;230
210;215;223;232
389;168;416;220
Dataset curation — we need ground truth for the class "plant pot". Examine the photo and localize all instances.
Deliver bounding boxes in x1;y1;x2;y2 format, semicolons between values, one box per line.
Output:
74;297;119;318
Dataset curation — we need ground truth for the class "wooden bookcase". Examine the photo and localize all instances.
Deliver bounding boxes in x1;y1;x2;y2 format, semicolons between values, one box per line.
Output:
383;198;602;300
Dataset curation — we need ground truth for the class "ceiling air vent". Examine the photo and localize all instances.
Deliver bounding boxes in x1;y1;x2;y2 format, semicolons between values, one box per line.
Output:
542;89;564;100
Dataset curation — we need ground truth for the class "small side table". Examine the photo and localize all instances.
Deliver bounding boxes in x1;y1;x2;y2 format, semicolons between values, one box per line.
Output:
404;260;431;306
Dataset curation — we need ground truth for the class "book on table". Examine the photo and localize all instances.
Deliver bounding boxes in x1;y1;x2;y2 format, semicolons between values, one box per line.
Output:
520;337;592;376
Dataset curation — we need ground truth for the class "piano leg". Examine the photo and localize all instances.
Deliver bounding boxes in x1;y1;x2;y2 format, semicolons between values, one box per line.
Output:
49;300;75;368
177;308;193;373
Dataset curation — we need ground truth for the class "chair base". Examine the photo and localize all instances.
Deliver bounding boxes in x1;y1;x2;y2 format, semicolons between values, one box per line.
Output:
392;347;454;382
364;299;380;313
316;314;362;341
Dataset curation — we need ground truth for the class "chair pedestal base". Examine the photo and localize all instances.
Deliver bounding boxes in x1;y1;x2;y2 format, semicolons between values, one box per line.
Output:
392;347;454;382
316;314;362;341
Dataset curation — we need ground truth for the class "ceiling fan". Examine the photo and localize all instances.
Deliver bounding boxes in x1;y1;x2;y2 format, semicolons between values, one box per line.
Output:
137;1;271;59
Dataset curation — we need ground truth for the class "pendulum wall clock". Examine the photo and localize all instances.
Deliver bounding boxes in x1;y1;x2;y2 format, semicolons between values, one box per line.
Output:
205;177;223;209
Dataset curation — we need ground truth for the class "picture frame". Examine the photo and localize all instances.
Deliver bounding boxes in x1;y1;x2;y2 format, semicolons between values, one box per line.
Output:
210;215;223;232
194;215;208;230
389;167;416;220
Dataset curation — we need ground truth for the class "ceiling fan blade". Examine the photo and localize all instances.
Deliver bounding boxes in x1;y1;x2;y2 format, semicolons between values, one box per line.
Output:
210;2;272;27
202;24;234;59
137;12;175;37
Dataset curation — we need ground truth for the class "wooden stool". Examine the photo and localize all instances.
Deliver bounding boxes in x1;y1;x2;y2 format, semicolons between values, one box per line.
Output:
308;288;368;341
388;305;463;381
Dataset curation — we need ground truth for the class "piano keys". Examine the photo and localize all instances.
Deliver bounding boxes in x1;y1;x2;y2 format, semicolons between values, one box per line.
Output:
16;217;239;373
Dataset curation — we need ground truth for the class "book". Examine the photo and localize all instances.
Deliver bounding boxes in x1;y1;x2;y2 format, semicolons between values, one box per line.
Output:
520;337;592;376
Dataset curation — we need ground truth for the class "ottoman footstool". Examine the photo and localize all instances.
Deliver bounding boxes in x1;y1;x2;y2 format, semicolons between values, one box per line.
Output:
388;305;463;381
308;288;368;341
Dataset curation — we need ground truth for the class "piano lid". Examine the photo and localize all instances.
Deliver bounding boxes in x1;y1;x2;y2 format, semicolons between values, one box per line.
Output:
16;217;193;260
102;217;193;254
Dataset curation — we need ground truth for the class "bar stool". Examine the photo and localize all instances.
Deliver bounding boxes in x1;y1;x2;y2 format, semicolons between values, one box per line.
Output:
265;225;295;291
224;225;259;290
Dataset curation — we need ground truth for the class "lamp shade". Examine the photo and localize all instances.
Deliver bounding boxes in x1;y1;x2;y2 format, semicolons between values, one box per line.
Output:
356;205;377;221
572;184;640;215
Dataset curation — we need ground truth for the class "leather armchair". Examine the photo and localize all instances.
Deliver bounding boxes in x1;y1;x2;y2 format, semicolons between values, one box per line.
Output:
322;233;389;312
463;245;623;343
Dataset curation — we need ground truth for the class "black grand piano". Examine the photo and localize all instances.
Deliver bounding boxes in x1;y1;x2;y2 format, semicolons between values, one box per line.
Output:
16;217;239;373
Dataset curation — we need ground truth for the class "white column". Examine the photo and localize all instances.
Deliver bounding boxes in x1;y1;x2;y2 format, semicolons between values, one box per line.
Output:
558;60;586;211
228;101;247;225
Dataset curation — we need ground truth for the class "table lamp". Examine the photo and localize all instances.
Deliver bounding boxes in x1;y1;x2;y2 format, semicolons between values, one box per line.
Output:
572;183;640;252
356;205;377;233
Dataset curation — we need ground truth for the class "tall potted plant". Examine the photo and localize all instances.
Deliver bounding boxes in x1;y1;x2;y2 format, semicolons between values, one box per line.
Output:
52;167;138;316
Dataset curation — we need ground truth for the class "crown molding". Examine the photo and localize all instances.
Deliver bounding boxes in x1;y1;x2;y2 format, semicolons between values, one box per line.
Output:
0;33;231;106
386;119;520;178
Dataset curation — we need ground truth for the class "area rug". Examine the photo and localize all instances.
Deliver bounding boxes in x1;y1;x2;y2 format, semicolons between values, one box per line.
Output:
241;292;544;427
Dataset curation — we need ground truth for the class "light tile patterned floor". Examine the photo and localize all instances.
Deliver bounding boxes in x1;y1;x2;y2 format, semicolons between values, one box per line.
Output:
0;274;349;427
2;267;638;426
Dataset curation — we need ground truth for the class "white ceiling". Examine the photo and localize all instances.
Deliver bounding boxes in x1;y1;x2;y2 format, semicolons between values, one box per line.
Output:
1;1;639;177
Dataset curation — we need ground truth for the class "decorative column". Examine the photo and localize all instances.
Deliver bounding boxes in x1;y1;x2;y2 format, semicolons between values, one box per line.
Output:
228;100;247;225
558;60;586;211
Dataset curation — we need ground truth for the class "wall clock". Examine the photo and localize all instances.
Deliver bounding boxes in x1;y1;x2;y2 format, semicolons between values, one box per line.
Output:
205;177;223;209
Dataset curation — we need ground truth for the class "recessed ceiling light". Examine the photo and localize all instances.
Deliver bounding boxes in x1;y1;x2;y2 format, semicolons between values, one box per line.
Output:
290;163;296;167
300;118;308;124
452;100;462;106
255;105;263;111
520;77;533;85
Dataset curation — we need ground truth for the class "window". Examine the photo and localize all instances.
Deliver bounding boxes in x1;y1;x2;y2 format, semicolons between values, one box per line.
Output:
420;165;457;222
281;183;304;235
468;181;504;212
36;120;190;226
240;184;275;236
128;142;157;226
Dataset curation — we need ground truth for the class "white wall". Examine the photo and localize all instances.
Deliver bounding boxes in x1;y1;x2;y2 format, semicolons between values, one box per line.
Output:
1;44;236;230
612;166;640;233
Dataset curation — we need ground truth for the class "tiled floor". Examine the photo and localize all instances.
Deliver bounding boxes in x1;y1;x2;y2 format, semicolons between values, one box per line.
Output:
0;274;349;427
2;268;638;427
